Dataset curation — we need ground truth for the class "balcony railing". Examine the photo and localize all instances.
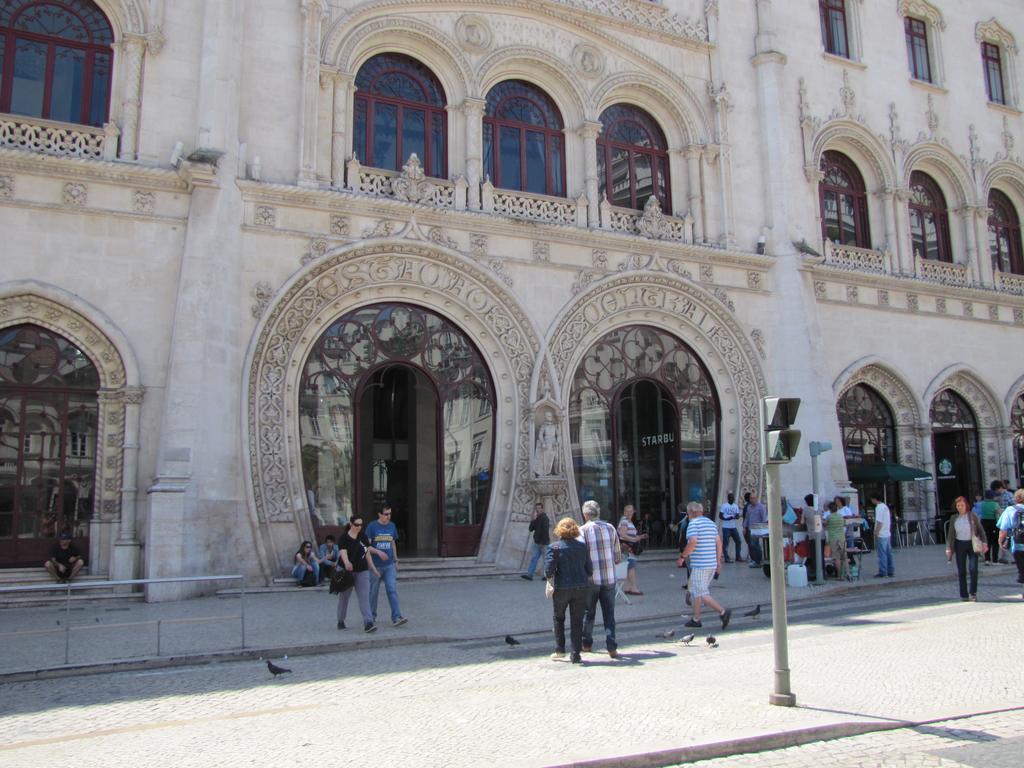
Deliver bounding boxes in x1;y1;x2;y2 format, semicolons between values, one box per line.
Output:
484;181;584;226
996;270;1024;295
345;156;456;209
915;255;969;287
824;241;890;274
0;113;117;161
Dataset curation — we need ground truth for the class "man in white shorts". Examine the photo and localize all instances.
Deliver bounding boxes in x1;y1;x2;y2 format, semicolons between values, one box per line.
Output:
678;501;731;630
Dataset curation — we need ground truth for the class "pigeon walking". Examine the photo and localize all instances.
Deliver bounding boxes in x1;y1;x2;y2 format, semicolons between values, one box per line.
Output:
743;604;761;618
505;634;521;646
680;633;695;646
659;629;675;640
266;659;292;677
705;635;718;648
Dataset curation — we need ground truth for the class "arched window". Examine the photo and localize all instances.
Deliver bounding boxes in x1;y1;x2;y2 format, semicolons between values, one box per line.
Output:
597;104;670;213
988;189;1023;275
484;80;565;197
353;53;448;179
819;151;871;247
0;0;113;127
908;171;952;262
930;389;982;512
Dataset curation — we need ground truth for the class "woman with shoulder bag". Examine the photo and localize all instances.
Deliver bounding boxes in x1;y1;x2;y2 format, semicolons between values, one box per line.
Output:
544;517;593;664
945;496;987;602
336;517;385;632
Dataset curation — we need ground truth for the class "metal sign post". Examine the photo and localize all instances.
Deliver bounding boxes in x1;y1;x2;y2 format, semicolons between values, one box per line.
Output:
765;461;795;706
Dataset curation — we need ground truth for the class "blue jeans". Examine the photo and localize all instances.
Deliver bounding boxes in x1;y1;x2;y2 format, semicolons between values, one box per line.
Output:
582;584;616;652
291;561;319;584
874;536;894;576
748;534;764;565
524;542;545;578
722;527;742;560
370;564;402;622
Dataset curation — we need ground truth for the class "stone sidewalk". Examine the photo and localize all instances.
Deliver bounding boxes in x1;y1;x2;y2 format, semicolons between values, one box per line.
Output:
0;543;1020;679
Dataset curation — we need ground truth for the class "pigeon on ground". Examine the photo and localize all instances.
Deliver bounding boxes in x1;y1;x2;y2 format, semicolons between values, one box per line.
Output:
660;629;675;640
680;633;695;646
706;635;718;648
266;659;292;677
743;604;761;618
505;634;521;646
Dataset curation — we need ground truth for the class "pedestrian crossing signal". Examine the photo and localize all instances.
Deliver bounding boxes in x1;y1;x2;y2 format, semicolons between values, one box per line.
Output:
763;397;801;464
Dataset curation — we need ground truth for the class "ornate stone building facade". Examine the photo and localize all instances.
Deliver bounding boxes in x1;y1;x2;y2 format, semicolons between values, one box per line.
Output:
0;0;1022;587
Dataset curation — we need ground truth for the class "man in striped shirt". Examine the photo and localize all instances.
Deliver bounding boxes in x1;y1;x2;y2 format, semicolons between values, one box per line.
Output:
580;500;621;658
678;501;731;630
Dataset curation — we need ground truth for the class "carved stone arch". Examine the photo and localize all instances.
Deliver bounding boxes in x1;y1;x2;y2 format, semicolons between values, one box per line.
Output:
1005;371;1024;417
811;119;897;191
983;161;1024;213
242;238;542;578
93;0;153;38
477;46;588;129
925;365;1005;485
545;271;768;506
327;16;475;101
976;18;1017;52
898;0;944;30
0;281;142;572
592;72;708;146
903;142;974;207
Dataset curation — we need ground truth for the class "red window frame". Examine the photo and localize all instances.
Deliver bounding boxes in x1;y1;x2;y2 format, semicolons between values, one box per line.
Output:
819;151;871;248
982;43;1006;105
483;80;566;198
904;17;931;83
819;0;850;58
989;189;1023;275
597;104;671;213
0;0;113;127
908;171;952;263
353;53;448;179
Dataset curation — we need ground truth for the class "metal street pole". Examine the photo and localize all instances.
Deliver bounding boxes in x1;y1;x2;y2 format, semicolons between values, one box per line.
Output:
809;440;832;584
765;462;795;706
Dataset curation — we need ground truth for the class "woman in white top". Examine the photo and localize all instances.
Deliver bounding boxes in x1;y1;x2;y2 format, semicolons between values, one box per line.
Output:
944;495;987;602
618;504;647;596
719;492;742;563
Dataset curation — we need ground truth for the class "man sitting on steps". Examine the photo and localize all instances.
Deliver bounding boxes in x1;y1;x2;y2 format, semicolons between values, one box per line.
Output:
45;531;85;584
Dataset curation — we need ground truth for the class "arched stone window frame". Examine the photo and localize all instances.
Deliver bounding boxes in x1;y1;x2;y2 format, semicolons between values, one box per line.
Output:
0;281;143;579
897;0;946;88
976;18;1019;110
818;150;872;248
988;188;1024;275
908;170;952;262
818;0;864;63
596;103;672;214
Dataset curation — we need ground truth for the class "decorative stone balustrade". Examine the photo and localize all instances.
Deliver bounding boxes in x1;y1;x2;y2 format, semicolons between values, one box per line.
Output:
0;113;117;161
483;182;583;226
997;270;1024;295
916;256;969;287
601;196;692;243
824;241;889;274
345;155;458;209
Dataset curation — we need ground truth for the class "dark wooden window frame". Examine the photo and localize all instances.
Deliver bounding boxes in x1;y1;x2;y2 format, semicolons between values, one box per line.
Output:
982;42;1006;105
908;171;953;263
819;150;871;248
597;104;672;213
353;53;448;179
483;79;566;198
0;0;114;127
989;188;1024;275
904;16;932;83
819;0;850;58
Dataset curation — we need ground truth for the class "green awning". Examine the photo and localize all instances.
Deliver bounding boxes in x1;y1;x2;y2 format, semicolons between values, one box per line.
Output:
847;462;932;483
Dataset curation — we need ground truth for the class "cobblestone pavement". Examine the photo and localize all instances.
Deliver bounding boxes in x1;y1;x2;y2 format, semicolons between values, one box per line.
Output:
675;710;1024;767
0;578;1021;767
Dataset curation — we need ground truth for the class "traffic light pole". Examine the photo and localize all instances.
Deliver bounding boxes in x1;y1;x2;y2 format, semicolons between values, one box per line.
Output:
765;462;796;707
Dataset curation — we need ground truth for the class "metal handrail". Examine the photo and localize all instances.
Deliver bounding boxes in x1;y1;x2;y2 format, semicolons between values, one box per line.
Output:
0;574;246;667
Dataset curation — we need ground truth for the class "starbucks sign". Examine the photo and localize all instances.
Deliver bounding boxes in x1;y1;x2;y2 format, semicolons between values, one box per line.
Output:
938;458;954;477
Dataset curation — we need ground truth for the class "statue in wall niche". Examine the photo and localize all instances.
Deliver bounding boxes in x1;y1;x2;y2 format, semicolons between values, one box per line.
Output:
534;408;560;477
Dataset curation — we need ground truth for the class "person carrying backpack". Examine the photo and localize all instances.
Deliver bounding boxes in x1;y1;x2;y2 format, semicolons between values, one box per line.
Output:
996;488;1024;594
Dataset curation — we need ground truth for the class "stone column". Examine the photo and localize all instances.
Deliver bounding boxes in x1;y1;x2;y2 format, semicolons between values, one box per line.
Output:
118;34;146;161
956;205;980;283
973;206;996;287
329;70;354;188
579;120;601;226
297;0;326;187
917;425;938;525
877;188;898;268
463;98;485;210
668;148;687;218
685;145;704;243
893;187;913;275
710;83;735;247
111;386;144;583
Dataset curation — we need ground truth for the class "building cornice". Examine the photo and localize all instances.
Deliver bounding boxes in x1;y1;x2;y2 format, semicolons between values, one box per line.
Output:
0;148;187;192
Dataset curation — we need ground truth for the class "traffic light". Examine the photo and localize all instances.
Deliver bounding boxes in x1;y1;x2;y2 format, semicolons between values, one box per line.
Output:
763;397;801;464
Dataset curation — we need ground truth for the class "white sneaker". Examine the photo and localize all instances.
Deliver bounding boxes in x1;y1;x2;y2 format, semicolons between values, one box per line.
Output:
550;651;566;660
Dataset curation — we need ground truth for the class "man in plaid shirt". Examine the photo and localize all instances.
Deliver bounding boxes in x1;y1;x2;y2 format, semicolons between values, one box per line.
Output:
580;500;621;658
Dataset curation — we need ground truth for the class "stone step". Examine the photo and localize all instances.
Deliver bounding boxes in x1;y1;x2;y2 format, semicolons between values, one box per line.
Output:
0;569;144;608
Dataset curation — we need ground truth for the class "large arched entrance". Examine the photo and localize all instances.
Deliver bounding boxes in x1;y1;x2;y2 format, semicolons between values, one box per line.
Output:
298;303;496;557
568;325;719;545
0;324;99;566
1011;391;1024;485
930;389;982;514
837;383;898;506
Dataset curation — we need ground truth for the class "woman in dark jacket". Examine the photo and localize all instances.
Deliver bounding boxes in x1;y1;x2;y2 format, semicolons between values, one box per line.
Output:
544;517;593;664
944;495;987;602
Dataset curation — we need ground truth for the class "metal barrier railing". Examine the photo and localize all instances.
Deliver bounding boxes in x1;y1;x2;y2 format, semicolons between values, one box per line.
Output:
0;575;245;667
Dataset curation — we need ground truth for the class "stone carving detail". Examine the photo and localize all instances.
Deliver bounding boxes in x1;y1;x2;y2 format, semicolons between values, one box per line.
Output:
533;241;550;263
878;289;890;307
330;214;349;236
549;0;708;43
471;233;488;258
572;44;605;79
907;293;919;312
825;242;888;274
0;175;13;198
989;304;1000;321
487;259;514;287
547;274;768;497
935;297;946;314
572;271;598;295
456;14;492;52
712;287;734;312
591;249;608;271
924;94;940;140
246;243;540;528
301;238;329;266
942;373;999;430
814;281;827;300
747;271;762;290
254;205;276;227
62;182;87;207
533;407;561;477
700;264;714;283
998;271;1024;295
0;114;109;159
638;196;671;240
391;154;436;203
428;227;459;250
251;281;274;319
362;219;396;238
1015;308;1024;325
918;259;968;287
846;285;859;303
750;329;767;360
132;190;154;214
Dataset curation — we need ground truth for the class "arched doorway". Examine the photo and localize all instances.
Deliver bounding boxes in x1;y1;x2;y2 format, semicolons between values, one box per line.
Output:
298;304;495;557
1011;391;1024;484
930;389;982;515
0;324;99;567
569;326;719;546
837;383;897;506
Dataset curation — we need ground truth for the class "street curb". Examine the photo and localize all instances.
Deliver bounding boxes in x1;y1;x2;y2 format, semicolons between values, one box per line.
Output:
546;704;1024;768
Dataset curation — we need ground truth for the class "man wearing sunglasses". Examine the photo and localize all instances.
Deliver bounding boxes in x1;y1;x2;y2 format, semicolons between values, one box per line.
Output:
366;504;408;627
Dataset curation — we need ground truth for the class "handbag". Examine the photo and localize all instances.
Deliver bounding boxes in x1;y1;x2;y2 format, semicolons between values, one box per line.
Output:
782;501;797;525
971;534;987;554
544;547;558;599
329;567;354;594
